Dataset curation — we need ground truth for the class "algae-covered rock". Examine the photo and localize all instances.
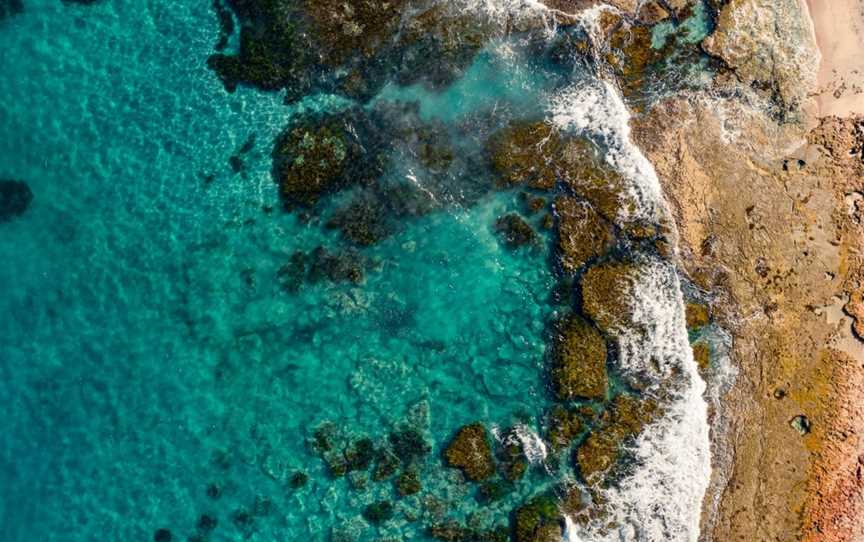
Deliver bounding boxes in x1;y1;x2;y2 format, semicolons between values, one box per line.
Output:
580;261;641;334
488;121;563;191
575;394;658;481
559;138;631;222
306;0;410;68
549;315;609;401
554;196;615;273
494;213;537;250
207;0;313;98
691;341;710;373
427;522;509;542
545;405;583;452
476;478;512;504
397;4;493;89
443;422;495;482
272;109;384;208
512;494;563;542
685;302;711;330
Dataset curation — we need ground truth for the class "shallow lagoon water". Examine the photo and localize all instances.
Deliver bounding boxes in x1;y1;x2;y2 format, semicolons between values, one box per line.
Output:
0;2;569;540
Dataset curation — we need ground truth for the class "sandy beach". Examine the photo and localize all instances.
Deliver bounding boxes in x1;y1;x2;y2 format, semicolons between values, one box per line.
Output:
805;0;864;117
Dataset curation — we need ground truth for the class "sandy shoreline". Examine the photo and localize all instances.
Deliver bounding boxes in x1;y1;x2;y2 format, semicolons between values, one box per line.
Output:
805;0;864;117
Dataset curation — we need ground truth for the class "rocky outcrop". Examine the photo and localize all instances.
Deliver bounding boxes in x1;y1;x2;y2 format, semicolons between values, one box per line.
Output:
554;196;614;273
549;314;609;401
575;394;658;481
443;422;495;482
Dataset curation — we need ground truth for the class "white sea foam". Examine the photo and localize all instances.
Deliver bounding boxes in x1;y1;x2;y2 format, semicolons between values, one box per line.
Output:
514;423;549;464
549;79;667;224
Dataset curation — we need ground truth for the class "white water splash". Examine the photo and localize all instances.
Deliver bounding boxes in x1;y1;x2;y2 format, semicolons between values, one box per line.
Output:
514;424;549;464
549;79;667;224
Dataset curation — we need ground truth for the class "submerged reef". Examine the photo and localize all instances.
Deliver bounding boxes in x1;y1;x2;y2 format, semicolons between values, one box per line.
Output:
0;179;33;222
494;213;538;250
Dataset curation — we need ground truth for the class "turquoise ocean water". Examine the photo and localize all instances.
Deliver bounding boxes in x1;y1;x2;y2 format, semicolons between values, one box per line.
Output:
0;1;714;541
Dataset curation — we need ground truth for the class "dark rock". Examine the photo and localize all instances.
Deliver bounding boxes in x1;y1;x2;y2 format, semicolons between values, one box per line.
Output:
0;0;23;19
205;483;222;499
326;195;393;246
790;415;811;436
211;0;234;51
362;501;394;524
289;471;309;489
554;196;614;273
443;422;495;482
549;314;609;401
229;155;243;173
0;180;33;222
389;428;431;464
271;109;385;208
494;213;537;249
153;529;172;542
